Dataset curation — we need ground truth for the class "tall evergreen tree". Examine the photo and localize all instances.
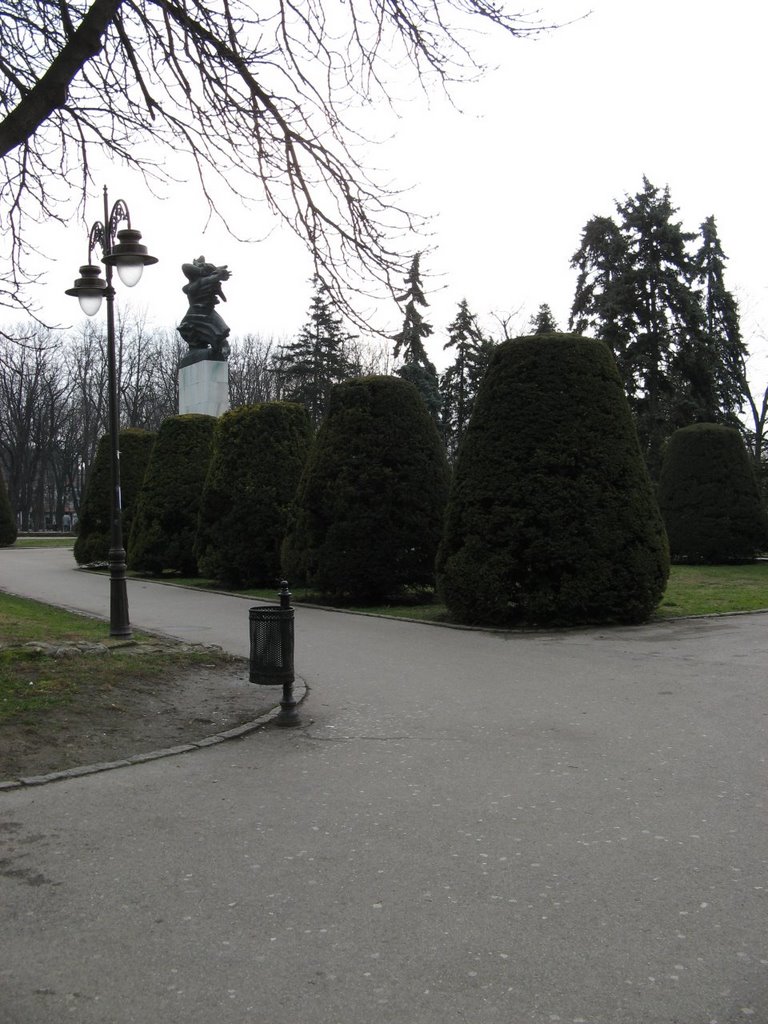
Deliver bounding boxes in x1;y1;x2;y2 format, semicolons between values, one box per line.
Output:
530;303;560;335
393;253;432;364
570;214;632;387
615;178;704;473
570;178;745;477
280;277;356;428
440;299;491;459
691;216;747;421
392;253;440;420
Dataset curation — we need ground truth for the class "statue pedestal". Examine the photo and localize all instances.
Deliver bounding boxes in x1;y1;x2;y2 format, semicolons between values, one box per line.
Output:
179;358;230;417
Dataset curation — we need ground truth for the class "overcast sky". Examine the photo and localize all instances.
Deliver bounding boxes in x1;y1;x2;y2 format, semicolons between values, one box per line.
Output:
38;0;768;383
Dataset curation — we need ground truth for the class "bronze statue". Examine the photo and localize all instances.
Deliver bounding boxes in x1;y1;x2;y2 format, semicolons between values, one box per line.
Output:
177;256;231;365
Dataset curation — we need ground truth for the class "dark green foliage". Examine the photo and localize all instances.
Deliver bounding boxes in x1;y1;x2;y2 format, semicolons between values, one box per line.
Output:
658;424;768;563
397;360;442;423
692;217;748;421
440;299;493;460
127;414;217;575
570;179;747;477
280;276;358;428
0;468;17;546
73;429;156;565
196;402;312;587
530;303;560;334
283;375;451;601
393;253;432;364
437;335;670;626
392;253;441;421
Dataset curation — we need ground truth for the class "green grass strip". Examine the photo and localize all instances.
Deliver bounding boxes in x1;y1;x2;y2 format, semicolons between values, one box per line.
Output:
136;563;768;622
657;563;768;617
13;537;75;548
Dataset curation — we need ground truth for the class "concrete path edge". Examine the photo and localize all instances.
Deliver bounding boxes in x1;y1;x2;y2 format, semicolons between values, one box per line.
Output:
0;677;308;792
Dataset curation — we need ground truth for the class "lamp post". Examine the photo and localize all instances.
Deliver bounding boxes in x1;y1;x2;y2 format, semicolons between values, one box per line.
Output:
66;186;157;638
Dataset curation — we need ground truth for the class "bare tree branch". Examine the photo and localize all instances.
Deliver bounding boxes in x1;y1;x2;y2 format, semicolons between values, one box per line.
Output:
0;0;547;322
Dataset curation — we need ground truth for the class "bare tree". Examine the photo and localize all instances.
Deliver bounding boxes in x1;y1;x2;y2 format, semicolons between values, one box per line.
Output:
345;336;394;377
0;314;191;528
115;308;179;428
60;321;110;512
742;377;768;490
0;0;544;319
150;330;184;423
0;308;421;530
0;328;68;528
228;333;287;407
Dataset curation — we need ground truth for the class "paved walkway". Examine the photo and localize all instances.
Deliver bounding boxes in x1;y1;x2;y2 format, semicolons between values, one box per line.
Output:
1;547;767;1024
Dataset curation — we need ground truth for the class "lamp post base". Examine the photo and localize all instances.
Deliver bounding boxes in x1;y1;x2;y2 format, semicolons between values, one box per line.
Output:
109;547;132;639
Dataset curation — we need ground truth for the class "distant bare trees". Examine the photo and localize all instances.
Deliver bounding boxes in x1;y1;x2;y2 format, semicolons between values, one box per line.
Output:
1;314;179;528
0;315;392;529
742;377;768;495
0;327;66;529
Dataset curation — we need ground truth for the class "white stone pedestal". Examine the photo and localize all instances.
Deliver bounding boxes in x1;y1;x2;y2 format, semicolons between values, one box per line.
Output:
179;358;230;417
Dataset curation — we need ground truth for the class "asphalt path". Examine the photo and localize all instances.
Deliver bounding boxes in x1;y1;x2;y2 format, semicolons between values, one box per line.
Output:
1;547;767;1024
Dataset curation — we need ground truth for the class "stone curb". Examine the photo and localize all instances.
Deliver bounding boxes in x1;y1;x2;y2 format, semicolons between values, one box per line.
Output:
0;679;308;792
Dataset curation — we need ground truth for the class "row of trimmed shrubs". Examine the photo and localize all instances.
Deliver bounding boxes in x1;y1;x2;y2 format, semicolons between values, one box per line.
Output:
72;335;768;626
74;404;313;588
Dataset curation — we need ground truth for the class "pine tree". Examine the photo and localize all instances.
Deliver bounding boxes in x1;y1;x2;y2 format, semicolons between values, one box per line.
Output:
440;299;491;459
393;253;432;364
569;179;745;477
692;216;747;421
530;303;560;335
280;277;356;428
615;178;705;473
570;214;633;388
392;253;440;420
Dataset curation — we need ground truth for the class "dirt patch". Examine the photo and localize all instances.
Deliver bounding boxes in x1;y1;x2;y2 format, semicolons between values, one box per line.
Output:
0;656;284;782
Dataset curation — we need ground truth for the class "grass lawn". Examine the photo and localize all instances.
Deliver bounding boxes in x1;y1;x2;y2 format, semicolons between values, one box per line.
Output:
0;592;226;724
656;562;768;617
13;536;75;548
143;562;768;623
0;591;114;644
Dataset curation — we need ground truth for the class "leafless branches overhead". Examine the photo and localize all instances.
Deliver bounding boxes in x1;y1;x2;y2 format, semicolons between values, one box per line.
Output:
0;0;544;321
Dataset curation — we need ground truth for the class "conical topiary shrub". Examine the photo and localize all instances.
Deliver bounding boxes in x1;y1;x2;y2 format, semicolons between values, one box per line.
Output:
128;414;217;575
437;334;670;626
195;402;312;587
74;429;156;565
282;375;451;601
0;468;17;546
658;423;768;563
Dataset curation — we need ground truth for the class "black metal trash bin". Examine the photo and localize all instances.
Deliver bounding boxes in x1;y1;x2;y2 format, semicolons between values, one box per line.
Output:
249;605;294;685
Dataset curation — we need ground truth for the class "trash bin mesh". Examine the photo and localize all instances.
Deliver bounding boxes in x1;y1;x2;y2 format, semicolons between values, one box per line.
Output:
249;605;294;684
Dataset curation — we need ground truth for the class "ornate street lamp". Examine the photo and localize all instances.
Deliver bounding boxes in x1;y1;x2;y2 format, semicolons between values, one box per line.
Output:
66;187;157;637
